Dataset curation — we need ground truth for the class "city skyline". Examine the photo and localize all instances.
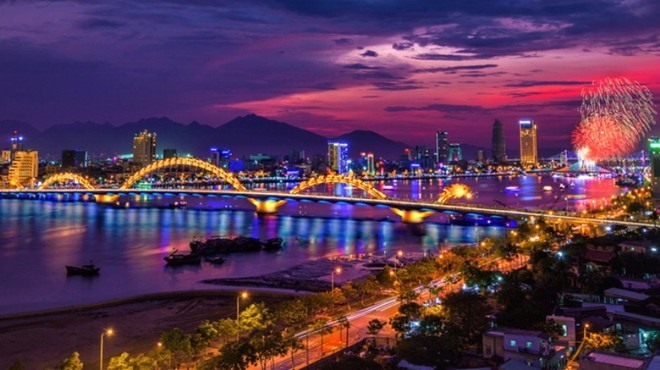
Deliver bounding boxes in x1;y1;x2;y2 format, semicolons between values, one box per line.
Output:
0;1;658;150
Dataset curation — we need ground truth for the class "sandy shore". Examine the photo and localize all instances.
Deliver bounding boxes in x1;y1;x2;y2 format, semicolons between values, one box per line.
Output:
0;257;379;369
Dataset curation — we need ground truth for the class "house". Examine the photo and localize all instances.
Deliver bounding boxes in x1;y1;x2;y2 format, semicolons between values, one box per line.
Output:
483;327;566;369
579;350;646;370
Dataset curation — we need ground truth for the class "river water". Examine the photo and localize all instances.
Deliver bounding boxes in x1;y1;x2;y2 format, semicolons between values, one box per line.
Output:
0;174;620;315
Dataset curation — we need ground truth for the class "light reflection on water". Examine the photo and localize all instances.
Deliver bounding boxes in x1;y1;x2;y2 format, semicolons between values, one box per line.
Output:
0;175;620;315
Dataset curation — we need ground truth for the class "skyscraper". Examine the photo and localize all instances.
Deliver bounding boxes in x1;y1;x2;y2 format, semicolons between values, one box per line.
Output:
519;119;538;166
10;131;24;162
492;120;506;163
650;138;660;198
9;150;38;186
448;143;462;162
435;131;448;164
327;141;348;174
132;130;157;167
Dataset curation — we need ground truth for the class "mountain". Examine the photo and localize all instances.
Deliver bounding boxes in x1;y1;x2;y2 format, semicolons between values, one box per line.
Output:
330;130;410;160
215;114;327;157
0;120;40;144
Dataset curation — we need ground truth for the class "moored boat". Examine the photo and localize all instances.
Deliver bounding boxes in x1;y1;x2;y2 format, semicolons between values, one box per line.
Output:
66;263;100;276
164;249;201;266
262;237;284;252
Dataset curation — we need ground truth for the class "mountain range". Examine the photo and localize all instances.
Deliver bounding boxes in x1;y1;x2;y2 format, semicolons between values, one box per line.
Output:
0;114;411;160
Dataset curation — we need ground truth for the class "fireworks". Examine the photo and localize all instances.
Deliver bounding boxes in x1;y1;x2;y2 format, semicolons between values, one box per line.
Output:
572;77;656;161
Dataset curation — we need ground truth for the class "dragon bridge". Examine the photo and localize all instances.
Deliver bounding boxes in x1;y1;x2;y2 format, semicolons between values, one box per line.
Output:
120;157;247;191
289;174;388;199
39;173;96;190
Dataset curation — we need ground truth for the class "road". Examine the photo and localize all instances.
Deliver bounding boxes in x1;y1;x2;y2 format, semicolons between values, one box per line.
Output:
252;255;528;369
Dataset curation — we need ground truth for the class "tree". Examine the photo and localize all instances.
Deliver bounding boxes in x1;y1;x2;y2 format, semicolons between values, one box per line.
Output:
584;332;625;352
442;291;489;345
239;303;273;335
398;289;419;304
396;335;460;369
215;318;239;345
366;319;386;336
282;328;304;369
275;299;308;326
200;341;254;370
160;328;193;368
107;352;131;370
59;352;83;370
337;315;351;348
250;331;288;370
312;319;334;354
389;313;411;339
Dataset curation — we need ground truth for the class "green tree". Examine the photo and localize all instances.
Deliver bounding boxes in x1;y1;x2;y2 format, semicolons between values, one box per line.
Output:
442;291;489;345
312;319;334;354
389;313;411;339
107;352;131;370
239;302;273;335
215;317;239;345
128;353;158;370
398;289;419;304
160;327;193;368
200;341;254;370
59;352;83;370
275;299;308;326
250;331;288;370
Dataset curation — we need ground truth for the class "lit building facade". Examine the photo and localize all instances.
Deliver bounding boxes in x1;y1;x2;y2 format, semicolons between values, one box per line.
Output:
448;143;463;162
492;120;507;163
650;138;660;198
327;141;349;174
519;119;538;166
9;150;38;186
435;131;448;164
132;130;157;167
10;131;24;162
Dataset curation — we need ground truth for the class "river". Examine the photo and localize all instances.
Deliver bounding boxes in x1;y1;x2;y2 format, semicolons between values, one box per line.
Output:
0;174;620;315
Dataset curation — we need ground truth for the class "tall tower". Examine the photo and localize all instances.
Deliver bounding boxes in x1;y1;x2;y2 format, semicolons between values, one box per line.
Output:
519;119;538;166
492;120;507;163
435;131;448;164
9;131;25;162
327;141;348;174
132;130;157;167
650;138;660;199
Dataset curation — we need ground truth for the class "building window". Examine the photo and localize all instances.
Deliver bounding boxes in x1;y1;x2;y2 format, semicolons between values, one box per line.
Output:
562;324;568;337
526;341;533;348
510;340;517;348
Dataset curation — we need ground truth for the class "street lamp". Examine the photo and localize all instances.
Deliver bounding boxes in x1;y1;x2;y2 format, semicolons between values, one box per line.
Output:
331;267;342;290
236;291;248;340
100;328;113;370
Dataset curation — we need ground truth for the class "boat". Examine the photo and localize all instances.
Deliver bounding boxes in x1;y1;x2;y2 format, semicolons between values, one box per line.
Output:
262;237;284;252
205;256;226;265
543;186;553;192
66;263;100;276
234;236;263;252
164;249;201;266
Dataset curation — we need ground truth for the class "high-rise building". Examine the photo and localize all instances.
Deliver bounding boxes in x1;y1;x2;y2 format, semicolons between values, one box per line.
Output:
415;145;433;169
519;119;538;166
132;130;157;167
9;131;25;162
9;150;38;186
327;141;349;174
163;148;178;159
650;138;660;198
475;149;485;163
435;131;448;164
61;150;88;169
448;143;462;162
492;120;507;163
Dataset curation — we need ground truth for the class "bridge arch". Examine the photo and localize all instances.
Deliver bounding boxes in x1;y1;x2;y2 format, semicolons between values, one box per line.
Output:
39;173;96;190
289;174;387;200
120;158;247;191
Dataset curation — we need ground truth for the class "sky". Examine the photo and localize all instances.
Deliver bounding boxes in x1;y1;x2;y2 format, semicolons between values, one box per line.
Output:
0;0;658;151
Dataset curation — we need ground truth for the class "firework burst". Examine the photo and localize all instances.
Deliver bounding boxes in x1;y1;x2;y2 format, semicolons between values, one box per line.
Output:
572;77;656;161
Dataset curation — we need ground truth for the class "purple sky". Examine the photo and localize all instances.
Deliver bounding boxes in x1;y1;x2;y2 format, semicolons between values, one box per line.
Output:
0;0;658;149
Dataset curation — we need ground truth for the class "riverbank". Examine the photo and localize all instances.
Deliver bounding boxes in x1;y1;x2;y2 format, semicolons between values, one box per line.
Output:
0;292;292;370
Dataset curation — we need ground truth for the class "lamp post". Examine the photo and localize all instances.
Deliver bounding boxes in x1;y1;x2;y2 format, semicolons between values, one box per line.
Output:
331;267;341;290
236;291;248;340
100;328;113;370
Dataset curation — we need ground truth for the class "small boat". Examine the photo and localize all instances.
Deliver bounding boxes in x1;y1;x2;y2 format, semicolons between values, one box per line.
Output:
164;249;201;266
205;256;226;265
262;237;284;252
66;263;100;276
543;186;553;192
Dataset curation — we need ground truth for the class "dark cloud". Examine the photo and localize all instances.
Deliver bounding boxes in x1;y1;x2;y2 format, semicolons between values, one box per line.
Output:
411;53;483;61
392;42;413;51
385;103;482;113
360;50;378;57
353;71;400;80
333;37;352;45
504;80;589;88
342;63;381;70
414;64;498;74
372;81;423;91
77;18;124;30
